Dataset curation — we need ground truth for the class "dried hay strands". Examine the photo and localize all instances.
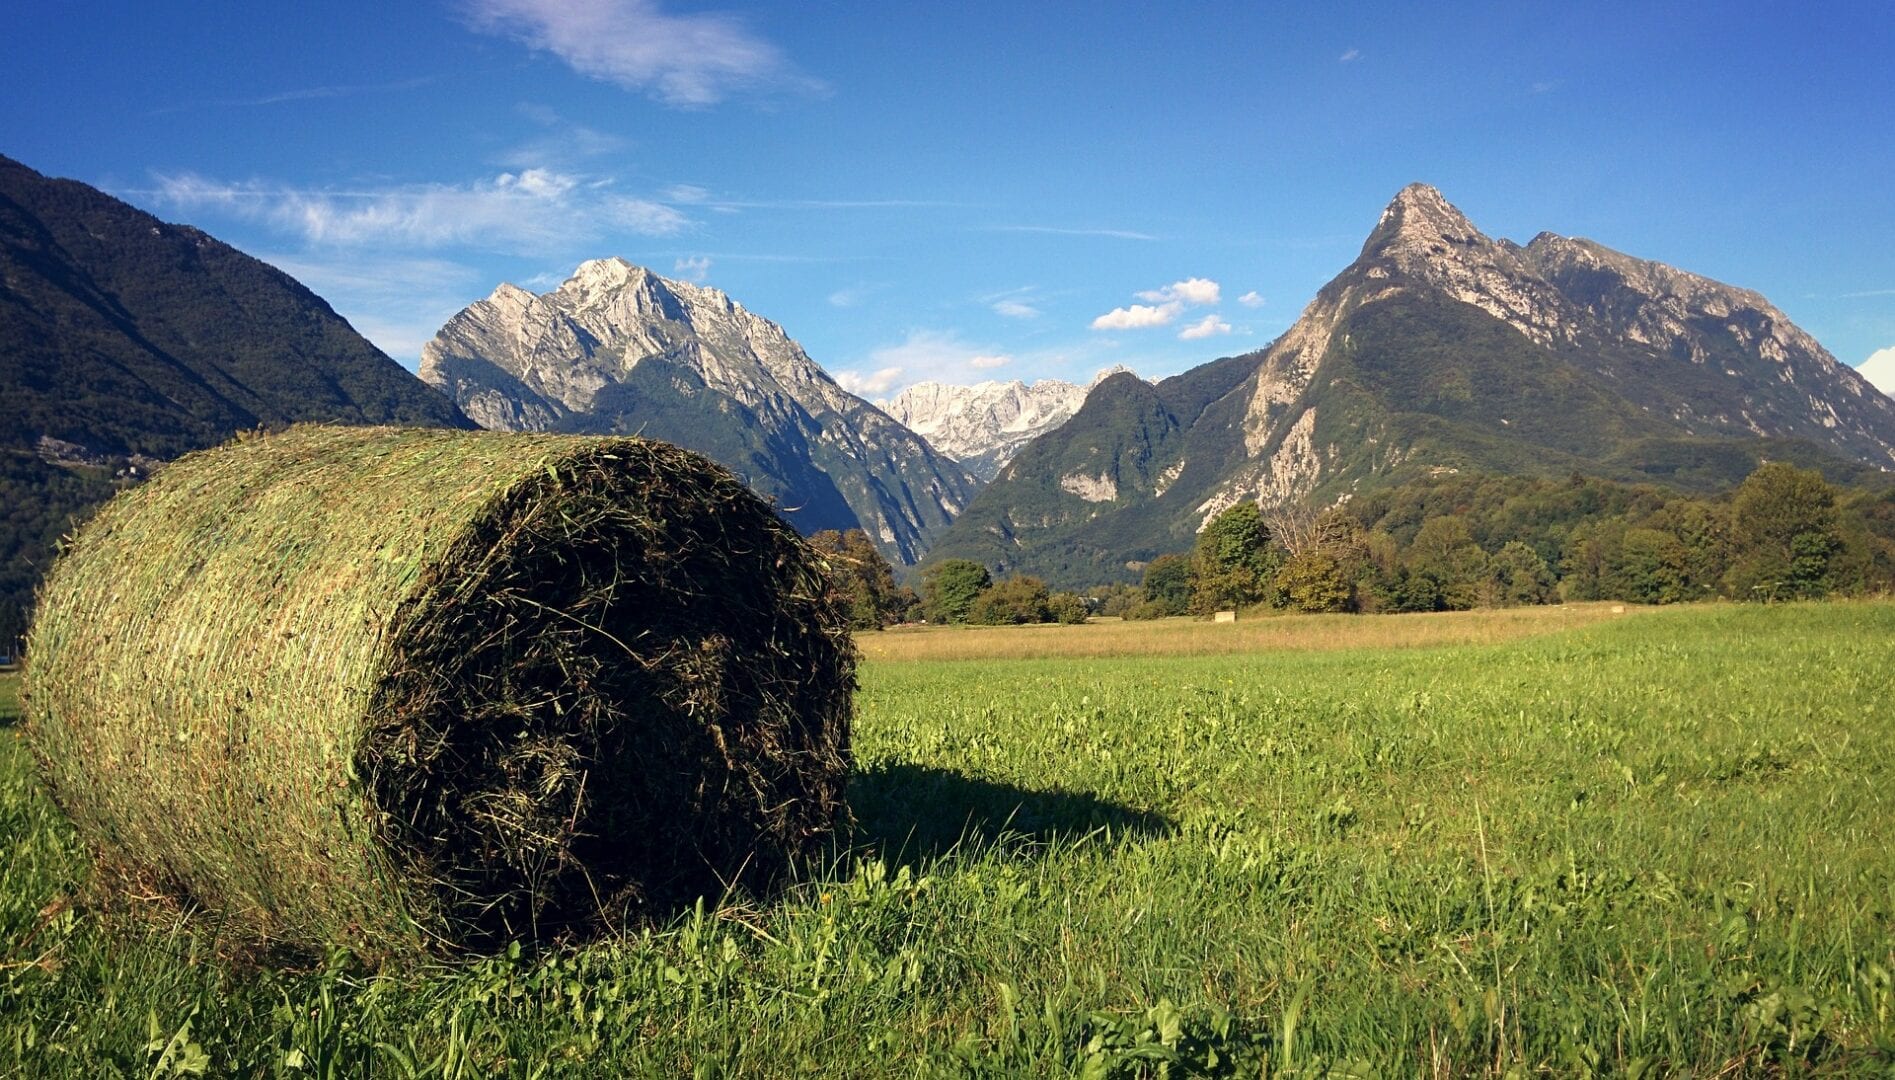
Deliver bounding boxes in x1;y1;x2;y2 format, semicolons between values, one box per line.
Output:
24;425;854;960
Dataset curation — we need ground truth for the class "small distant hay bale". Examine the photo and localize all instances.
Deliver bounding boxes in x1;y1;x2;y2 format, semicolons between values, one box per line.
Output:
25;426;853;960
1212;610;1237;623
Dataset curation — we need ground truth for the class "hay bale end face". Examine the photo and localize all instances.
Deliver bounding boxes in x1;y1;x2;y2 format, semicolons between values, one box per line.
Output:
25;426;854;959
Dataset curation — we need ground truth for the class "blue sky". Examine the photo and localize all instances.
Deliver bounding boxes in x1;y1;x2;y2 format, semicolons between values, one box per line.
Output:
6;2;1893;397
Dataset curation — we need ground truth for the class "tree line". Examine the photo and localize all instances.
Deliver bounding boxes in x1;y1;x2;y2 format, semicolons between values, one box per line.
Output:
808;529;1089;629
1108;461;1895;618
823;461;1894;630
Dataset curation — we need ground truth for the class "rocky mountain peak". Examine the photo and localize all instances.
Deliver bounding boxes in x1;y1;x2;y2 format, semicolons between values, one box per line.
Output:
419;261;977;564
567;255;643;293
1521;232;1774;314
881;372;1142;481
1362;183;1487;260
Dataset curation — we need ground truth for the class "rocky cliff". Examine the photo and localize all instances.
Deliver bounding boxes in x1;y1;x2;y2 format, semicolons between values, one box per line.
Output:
880;367;1136;480
420;259;978;564
925;184;1895;587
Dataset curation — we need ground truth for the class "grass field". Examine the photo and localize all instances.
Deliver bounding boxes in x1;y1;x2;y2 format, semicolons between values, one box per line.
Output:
3;603;1893;1075
858;602;1638;663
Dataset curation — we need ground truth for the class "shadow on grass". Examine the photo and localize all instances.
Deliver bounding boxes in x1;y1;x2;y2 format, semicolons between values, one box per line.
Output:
847;762;1172;869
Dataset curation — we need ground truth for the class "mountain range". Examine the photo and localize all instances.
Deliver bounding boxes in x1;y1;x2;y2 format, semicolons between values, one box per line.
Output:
417;259;977;565
881;369;1137;481
925;184;1895;587
6;152;1894;614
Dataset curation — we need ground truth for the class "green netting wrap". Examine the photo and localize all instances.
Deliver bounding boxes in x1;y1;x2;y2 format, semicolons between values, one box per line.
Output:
24;425;854;960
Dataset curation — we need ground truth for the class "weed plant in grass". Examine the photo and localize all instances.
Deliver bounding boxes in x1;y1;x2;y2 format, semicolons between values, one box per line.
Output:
3;603;1893;1074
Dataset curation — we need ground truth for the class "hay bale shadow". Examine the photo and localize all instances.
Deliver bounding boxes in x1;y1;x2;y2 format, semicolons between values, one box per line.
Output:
848;763;1172;870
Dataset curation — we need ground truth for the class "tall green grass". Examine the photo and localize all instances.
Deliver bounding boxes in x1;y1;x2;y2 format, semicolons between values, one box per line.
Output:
3;603;1892;1075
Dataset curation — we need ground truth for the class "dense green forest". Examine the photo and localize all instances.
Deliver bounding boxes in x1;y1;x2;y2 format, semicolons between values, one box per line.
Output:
1086;462;1895;620
928;461;1895;625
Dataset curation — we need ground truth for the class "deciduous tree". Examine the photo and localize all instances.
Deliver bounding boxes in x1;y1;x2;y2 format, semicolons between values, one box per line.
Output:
920;559;992;623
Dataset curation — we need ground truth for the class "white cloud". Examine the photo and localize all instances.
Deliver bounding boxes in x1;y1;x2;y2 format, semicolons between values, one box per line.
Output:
1339;47;1361;62
1178;314;1232;341
497;168;577;199
1238;290;1265;308
146;168;688;252
968;354;1012;370
1091;302;1182;330
992;298;1040;319
672;255;711;281
1860;346;1895;397
464;0;819;107
1136;277;1221;306
835;366;905;396
1091;278;1221;331
828;285;870;308
664;183;713;204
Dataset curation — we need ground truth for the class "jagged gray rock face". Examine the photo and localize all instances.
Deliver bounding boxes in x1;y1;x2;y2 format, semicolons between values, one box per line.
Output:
420;258;978;564
927;183;1895;588
881;367;1137;480
1210;182;1895;516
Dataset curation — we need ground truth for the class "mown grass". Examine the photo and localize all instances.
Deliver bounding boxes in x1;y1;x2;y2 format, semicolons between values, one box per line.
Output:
3;603;1893;1075
860;602;1639;663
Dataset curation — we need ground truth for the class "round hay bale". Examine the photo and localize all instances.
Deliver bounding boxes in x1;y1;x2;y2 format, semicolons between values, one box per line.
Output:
24;425;854;959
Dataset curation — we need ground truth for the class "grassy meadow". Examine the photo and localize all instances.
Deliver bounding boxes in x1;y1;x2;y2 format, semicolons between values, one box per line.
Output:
3;602;1893;1075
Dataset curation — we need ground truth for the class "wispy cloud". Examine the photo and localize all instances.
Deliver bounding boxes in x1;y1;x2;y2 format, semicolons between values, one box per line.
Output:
142;168;687;252
464;0;821;107
149;76;437;115
847;329;1017;394
672;255;711;281
1528;80;1558;94
658;188;960;211
1339;47;1361;62
1238;290;1265;308
835;366;905;396
992;299;1040;319
993;224;1158;241
1841;288;1895;299
1178;314;1232;340
828;284;876;307
498;105;630;168
982;286;1043;319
